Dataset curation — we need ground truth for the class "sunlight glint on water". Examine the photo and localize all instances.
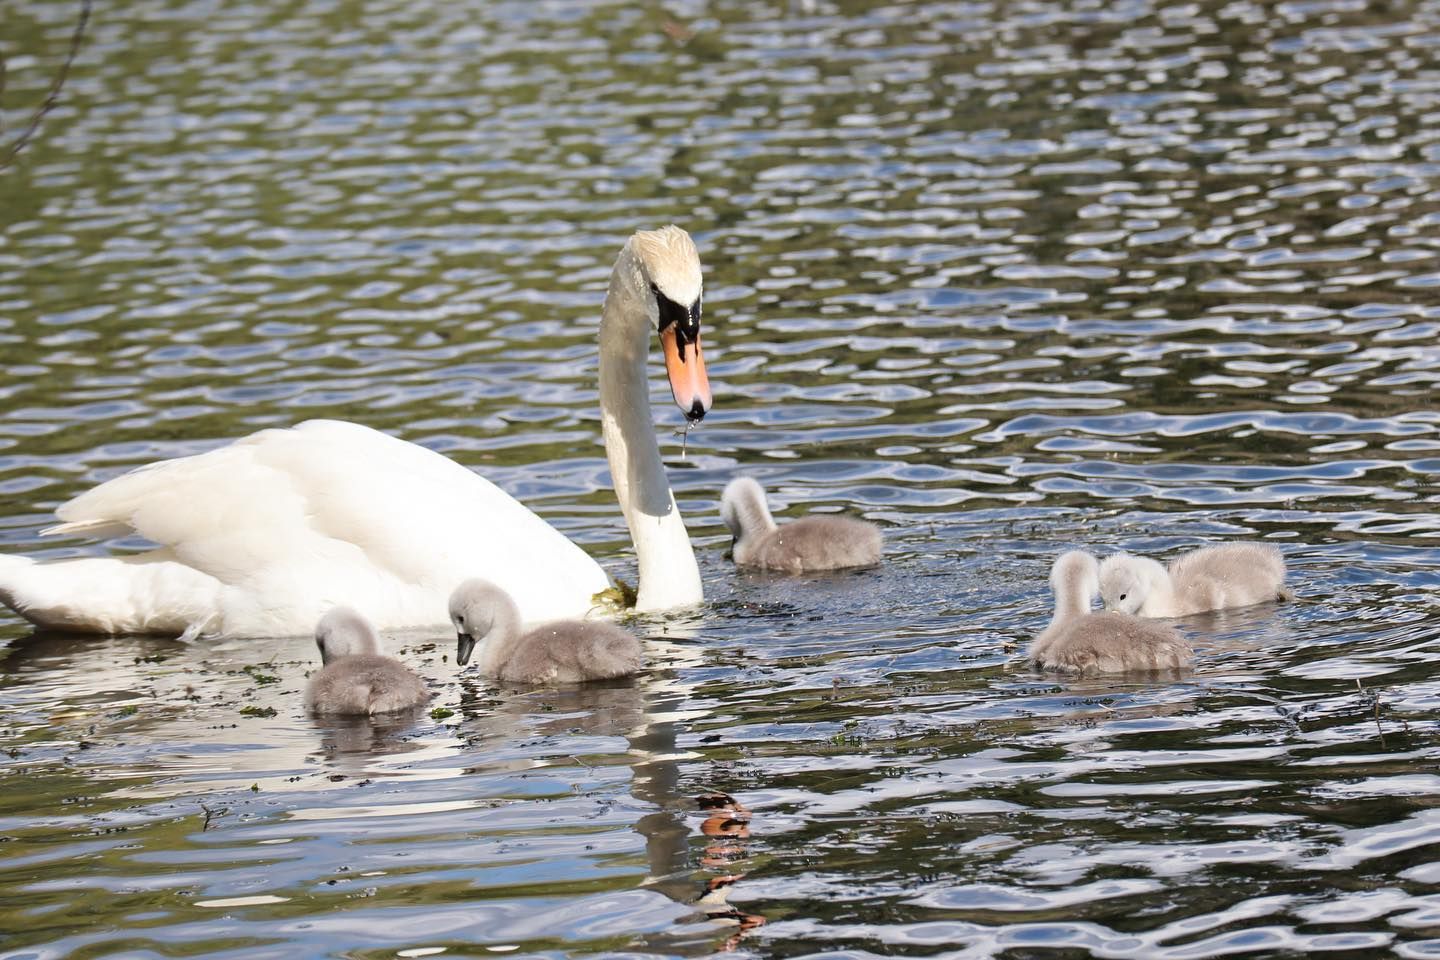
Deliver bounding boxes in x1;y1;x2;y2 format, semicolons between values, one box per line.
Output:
1;0;1439;957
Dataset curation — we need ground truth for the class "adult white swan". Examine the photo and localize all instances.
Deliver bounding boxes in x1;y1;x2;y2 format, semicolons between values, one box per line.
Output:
0;225;712;638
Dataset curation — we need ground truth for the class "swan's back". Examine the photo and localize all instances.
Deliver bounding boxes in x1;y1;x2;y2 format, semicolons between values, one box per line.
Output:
305;655;432;715
1030;612;1191;676
45;420;610;634
497;621;643;685
1169;543;1290;610
747;516;883;573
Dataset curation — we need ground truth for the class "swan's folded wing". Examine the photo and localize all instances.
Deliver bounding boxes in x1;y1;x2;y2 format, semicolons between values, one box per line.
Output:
260;421;608;593
49;428;318;580
266;422;613;619
50;436;280;542
47;420;609;615
42;517;134;539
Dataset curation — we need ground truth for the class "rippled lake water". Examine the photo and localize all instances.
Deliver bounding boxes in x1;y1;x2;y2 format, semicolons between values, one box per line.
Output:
3;0;1440;956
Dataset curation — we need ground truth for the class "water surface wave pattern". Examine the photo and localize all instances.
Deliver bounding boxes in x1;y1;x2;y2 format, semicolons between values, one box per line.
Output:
2;0;1439;957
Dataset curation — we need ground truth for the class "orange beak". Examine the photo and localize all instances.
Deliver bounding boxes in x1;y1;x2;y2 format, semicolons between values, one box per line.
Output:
661;326;712;422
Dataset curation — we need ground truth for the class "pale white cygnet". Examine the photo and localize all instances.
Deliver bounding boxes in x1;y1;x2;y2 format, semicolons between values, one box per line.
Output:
719;477;882;574
1099;542;1292;618
449;578;642;684
1029;550;1193;676
304;607;432;715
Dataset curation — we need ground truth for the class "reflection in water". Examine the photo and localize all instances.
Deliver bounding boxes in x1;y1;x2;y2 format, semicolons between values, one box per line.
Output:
451;624;759;946
0;620;756;954
310;710;430;771
0;629;190;701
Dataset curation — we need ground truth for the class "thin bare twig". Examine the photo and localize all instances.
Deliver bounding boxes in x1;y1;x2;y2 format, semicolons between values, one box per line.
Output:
1;0;93;171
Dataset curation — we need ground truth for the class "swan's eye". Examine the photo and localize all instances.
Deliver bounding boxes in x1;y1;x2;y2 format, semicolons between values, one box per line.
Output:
654;287;699;346
456;615;465;626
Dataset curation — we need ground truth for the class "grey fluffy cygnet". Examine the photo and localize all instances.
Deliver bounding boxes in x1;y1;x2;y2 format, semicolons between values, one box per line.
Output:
449;578;642;684
719;477;882;574
304;607;432;715
1099;543;1292;618
1029;550;1193;676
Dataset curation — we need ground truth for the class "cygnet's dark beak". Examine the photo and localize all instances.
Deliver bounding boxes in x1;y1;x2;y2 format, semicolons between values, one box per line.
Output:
456;632;476;667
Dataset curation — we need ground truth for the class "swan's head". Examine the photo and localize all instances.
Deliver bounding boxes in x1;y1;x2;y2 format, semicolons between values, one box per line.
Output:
1098;554;1155;614
449;577;519;668
719;476;775;548
314;606;381;664
629;225;711;423
1051;550;1100;611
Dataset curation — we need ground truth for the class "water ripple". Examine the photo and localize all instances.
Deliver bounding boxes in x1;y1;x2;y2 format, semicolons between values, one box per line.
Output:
3;0;1440;955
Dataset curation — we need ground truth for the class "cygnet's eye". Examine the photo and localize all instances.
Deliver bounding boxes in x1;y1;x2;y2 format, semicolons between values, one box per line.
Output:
1119;593;1127;601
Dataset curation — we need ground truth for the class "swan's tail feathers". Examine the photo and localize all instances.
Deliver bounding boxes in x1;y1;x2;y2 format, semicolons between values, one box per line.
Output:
0;554;222;636
0;553;36;604
41;518;134;540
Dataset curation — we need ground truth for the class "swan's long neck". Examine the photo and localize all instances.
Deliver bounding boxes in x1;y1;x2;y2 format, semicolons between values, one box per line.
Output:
479;595;523;676
599;249;702;612
1052;578;1090;626
1050;552;1097;627
731;487;777;543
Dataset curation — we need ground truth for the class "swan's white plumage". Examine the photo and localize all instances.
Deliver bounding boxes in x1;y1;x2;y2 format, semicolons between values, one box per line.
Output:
10;420;609;637
0;224;710;639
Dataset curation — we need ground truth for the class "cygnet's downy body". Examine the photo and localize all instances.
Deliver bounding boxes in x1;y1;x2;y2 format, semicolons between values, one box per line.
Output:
1030;550;1193;676
449;578;642;684
1099;542;1291;618
305;607;431;715
719;477;882;574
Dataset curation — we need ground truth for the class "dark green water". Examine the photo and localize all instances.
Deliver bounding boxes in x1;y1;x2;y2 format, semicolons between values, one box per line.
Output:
1;0;1439;956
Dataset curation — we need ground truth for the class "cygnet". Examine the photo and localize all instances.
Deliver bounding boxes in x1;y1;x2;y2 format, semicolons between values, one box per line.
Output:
1099;542;1291;618
449;578;643;684
304;607;431;715
719;477;881;574
1030;550;1193;676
